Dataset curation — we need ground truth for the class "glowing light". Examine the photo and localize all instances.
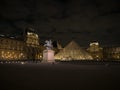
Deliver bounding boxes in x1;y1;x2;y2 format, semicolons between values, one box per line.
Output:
21;62;25;64
90;42;99;46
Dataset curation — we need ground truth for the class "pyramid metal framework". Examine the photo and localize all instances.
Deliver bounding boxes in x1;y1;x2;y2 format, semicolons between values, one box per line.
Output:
55;41;93;60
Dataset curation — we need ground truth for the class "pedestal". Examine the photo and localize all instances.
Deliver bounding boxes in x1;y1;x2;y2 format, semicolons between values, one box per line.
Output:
43;50;55;63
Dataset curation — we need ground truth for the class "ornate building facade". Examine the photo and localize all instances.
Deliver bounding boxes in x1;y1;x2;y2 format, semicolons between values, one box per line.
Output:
87;42;120;61
87;42;103;60
0;28;43;61
103;46;120;60
0;36;26;60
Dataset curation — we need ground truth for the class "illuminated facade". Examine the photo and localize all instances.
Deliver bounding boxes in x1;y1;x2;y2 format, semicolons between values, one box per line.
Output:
25;28;43;60
0;28;43;60
103;46;120;60
87;42;103;60
26;30;39;47
0;37;27;60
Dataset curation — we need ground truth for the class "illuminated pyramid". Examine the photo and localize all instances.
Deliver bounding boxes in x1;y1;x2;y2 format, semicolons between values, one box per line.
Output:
55;41;93;60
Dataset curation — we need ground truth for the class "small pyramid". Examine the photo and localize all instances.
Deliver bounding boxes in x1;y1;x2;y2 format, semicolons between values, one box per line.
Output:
55;41;93;60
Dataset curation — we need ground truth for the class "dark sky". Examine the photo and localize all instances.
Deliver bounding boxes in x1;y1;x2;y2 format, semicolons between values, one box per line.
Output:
0;0;120;46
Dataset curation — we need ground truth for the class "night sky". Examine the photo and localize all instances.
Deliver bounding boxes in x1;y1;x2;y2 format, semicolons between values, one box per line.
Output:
0;0;120;46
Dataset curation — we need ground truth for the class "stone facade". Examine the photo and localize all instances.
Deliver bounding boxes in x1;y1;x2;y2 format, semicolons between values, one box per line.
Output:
0;29;43;60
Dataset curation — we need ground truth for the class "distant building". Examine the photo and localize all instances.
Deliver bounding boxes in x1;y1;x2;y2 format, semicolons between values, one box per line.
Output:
0;28;43;60
24;28;43;60
103;46;120;60
0;36;26;60
87;42;103;60
25;27;40;47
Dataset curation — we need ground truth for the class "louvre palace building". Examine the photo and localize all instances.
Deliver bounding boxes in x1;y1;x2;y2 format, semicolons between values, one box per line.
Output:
0;28;44;61
0;28;120;61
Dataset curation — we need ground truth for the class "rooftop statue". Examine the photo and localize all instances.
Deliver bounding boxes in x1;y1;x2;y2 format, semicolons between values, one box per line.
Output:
44;40;53;50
